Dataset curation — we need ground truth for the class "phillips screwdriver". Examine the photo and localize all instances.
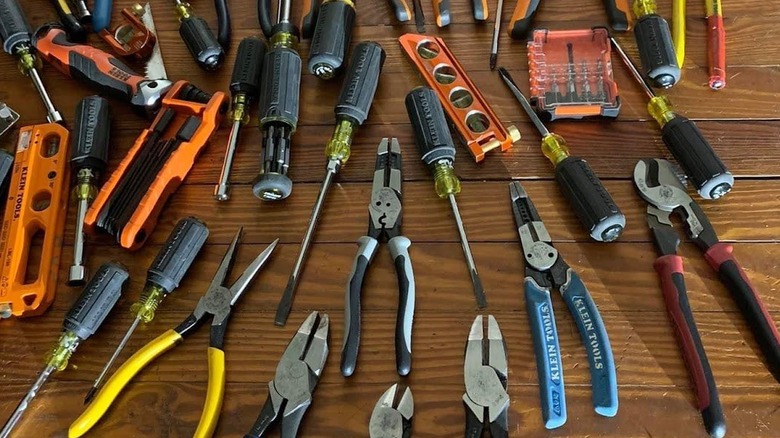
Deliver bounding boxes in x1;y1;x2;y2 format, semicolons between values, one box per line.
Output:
171;0;226;71
611;37;733;200
69;96;111;287
84;217;209;403
308;0;356;80
0;263;128;438
499;68;625;242
215;37;265;201
632;0;680;88
0;0;63;124
405;86;486;308
275;41;386;326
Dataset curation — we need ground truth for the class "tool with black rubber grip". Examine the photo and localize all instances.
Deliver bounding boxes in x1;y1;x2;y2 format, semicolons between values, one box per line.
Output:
499;68;624;242
509;0;540;40
300;0;320;38
0;263;128;438
405;86;486;308
432;0;450;26
69;96;112;287
275;41;385;327
388;0;412;21
50;0;87;41
632;0;679;88
308;0;356;80
172;0;225;71
602;0;631;31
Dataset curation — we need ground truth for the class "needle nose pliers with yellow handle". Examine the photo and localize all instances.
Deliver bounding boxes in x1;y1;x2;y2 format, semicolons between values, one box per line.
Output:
69;229;280;438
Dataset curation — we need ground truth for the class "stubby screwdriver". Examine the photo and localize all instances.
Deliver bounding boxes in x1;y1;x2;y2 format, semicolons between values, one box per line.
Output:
611;37;733;199
84;217;209;403
275;41;386;326
0;263;129;438
499;68;625;242
171;0;225;71
215;37;265;201
69;96;112;286
0;0;63;123
632;0;680;88
308;0;356;79
405;86;486;308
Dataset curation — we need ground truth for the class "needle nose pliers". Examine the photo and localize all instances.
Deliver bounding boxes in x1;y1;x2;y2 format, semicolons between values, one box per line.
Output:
69;230;279;438
510;181;617;429
245;311;330;438
341;138;415;377
369;383;414;438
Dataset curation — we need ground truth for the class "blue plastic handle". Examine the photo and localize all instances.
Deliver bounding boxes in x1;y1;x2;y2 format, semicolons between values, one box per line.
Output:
92;0;113;32
524;277;567;429
560;269;619;417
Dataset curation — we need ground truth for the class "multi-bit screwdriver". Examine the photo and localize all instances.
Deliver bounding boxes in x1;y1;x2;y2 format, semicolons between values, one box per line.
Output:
405;86;486;308
171;0;226;71
0;263;129;438
84;217;209;403
632;0;680;88
275;41;386;326
69;96;112;286
215;37;265;201
611;37;733;200
308;0;356;79
0;0;63;124
499;68;626;242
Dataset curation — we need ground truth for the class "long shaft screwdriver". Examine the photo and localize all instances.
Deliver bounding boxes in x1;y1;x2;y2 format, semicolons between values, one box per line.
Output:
84;217;209;403
632;0;680;88
489;0;503;70
275;42;386;326
405;86;486;308
0;263;128;438
171;0;225;70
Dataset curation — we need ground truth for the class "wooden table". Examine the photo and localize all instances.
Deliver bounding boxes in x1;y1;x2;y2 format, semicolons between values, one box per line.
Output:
1;0;778;436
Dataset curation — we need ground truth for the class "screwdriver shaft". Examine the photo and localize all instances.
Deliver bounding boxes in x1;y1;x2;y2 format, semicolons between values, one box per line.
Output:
28;67;62;124
497;68;549;136
609;37;656;100
215;120;242;201
84;316;141;404
490;0;503;70
70;198;88;281
448;194;486;308
1;365;55;438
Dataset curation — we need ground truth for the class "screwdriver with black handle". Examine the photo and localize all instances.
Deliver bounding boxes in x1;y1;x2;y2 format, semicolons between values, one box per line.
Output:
611;38;733;200
0;263;129;438
84;217;209;403
308;0;356;80
405;86;486;308
215;37;266;201
275;41;386;326
50;0;88;42
69;96;112;287
171;0;225;71
632;0;680;88
499;68;626;242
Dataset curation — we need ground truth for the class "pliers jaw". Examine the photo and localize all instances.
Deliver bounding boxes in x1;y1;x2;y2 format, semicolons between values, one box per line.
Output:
369;138;403;240
369;384;414;438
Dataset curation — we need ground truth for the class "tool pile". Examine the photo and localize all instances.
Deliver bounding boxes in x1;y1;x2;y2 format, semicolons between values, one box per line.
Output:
0;0;775;437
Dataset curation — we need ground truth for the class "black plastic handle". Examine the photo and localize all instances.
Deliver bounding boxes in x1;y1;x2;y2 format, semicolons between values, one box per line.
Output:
71;95;111;173
179;16;225;71
389;236;414;376
64;262;129;340
308;1;356;80
230;37;265;98
404;86;456;166
0;0;31;52
341;236;378;377
601;0;630;32
50;0;87;42
335;41;386;126
633;14;680;88
258;46;302;129
147;217;209;294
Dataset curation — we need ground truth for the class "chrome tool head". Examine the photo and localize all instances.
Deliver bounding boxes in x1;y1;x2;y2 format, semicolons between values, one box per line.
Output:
369;138;403;240
463;315;509;435
369;383;414;438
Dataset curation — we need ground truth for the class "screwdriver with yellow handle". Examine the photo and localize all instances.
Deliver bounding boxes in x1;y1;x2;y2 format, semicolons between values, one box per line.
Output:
84;217;209;403
0;263;129;438
632;0;680;88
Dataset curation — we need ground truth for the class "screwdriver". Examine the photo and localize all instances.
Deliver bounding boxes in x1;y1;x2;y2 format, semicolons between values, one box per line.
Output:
275;41;386;326
610;37;733;200
489;0;503;70
308;0;356;80
69;96;112;286
632;0;680;88
84;217;209;403
171;0;225;71
215;37;266;201
0;0;63;124
405;87;486;307
498;68;626;242
0;263;128;438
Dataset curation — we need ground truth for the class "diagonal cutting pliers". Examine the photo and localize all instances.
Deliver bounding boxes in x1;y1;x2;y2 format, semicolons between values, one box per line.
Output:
463;315;510;438
341;138;415;377
69;230;279;438
369;383;414;438
510;181;617;429
245;311;330;438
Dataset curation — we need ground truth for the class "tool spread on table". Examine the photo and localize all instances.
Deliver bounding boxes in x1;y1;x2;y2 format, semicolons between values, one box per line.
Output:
369;384;413;438
499;68;625;242
84;217;209;404
245;311;329;438
632;0;680;88
68;96;111;286
93;2;158;61
0;263;128;438
216;36;265;201
0;0;64;124
705;0;726;89
307;0;356;79
508;0;631;40
70;231;278;438
510;180;618;428
275;41;385;326
341;138;415;378
399;33;521;163
634;159;780;384
405;86;486;308
463;315;509;437
170;0;228;70
84;81;226;250
611;37;733;200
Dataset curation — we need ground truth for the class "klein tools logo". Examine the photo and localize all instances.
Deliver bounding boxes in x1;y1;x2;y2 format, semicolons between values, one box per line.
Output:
539;301;562;384
13;166;28;220
82;101;100;153
573;296;605;370
108;66;132;82
417;91;440;145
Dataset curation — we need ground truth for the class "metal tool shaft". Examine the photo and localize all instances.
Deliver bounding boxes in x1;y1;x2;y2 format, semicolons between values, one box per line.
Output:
84;316;141;404
215;120;242;201
497;68;549;136
609;37;656;100
278;0;292;23
1;365;55;438
28;67;63;124
448;194;486;308
70;198;88;282
490;0;503;70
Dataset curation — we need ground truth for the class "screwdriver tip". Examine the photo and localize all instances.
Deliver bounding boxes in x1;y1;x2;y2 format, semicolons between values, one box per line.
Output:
83;387;97;405
471;270;487;309
489;54;497;71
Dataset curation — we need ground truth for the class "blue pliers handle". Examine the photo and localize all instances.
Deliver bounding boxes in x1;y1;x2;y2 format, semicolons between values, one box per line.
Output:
93;0;112;32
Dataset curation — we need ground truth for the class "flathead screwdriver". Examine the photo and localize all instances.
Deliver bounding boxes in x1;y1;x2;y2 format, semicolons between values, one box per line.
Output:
84;217;208;403
405;86;486;308
0;263;128;438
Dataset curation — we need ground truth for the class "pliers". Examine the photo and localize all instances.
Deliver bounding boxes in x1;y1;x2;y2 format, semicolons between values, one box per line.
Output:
369;383;414;438
463;315;509;438
508;0;631;39
69;230;279;438
341;138;415;377
510;181;617;429
245;311;330;438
